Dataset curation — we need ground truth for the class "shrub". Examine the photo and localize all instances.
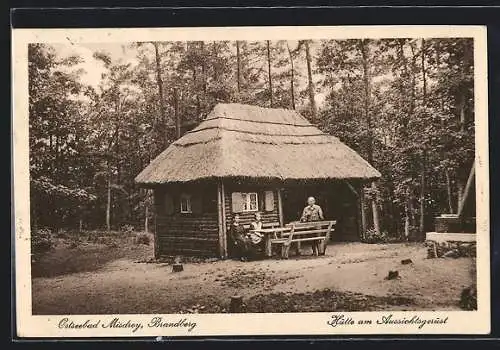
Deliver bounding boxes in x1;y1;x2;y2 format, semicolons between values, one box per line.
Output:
121;224;135;234
55;230;69;239
135;233;150;246
362;228;387;244
31;228;54;256
106;240;118;248
96;236;112;245
460;284;477;310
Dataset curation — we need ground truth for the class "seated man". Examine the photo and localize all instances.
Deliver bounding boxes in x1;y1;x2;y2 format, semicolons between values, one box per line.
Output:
228;214;253;261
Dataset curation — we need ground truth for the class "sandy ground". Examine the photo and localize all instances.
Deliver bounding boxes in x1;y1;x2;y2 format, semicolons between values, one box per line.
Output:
32;242;476;314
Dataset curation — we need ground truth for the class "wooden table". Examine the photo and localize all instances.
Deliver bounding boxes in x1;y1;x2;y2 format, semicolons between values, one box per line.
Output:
250;227;291;257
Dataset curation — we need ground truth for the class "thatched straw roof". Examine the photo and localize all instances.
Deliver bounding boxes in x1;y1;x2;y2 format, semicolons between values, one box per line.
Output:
135;103;381;184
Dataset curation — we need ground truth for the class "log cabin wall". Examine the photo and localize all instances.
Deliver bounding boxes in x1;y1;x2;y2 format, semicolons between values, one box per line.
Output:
154;182;219;257
223;181;280;229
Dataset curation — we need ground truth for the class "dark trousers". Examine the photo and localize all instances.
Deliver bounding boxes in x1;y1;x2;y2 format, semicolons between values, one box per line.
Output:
232;237;262;259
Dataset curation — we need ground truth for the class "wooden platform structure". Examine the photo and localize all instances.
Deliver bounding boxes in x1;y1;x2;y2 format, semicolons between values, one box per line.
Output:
425;232;476;243
426;160;476;243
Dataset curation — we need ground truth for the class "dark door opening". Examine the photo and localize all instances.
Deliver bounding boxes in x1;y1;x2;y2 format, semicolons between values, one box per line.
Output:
281;182;360;241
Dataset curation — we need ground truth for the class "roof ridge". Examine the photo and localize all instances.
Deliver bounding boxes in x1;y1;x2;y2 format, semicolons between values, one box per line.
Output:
173;136;337;148
203;115;313;127
184;125;325;138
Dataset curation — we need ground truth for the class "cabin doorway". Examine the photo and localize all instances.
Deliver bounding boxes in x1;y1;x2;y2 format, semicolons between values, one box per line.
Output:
281;182;360;241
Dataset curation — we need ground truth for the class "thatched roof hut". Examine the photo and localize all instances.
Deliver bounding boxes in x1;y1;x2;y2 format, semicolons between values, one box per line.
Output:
135;103;380;184
135;103;381;258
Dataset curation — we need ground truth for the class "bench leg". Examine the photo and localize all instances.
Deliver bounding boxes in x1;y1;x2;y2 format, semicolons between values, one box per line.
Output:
319;241;327;255
295;242;301;256
312;242;319;256
265;238;272;257
282;243;291;259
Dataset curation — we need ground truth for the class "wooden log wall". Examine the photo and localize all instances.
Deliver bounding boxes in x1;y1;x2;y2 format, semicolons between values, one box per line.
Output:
156;214;219;256
154;182;220;257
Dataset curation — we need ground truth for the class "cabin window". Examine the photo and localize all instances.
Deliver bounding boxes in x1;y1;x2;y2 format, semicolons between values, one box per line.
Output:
180;193;192;213
231;192;259;213
243;192;258;212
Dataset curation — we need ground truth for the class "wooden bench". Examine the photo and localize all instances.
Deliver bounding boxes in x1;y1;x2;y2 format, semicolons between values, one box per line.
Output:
271;220;336;259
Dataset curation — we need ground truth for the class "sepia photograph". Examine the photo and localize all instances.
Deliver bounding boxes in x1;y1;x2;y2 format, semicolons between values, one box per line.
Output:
12;26;490;336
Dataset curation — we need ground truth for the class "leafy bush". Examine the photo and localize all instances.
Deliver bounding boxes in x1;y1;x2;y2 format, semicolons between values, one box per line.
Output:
55;230;69;239
135;233;150;245
121;224;135;234
106;240;119;248
31;228;54;256
362;228;387;244
460;285;477;310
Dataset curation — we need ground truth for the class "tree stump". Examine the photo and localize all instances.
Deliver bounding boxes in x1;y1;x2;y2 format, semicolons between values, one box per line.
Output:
386;270;399;280
229;295;243;313
172;263;183;272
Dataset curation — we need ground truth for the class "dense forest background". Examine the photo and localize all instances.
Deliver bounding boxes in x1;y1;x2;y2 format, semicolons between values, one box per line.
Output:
28;38;474;240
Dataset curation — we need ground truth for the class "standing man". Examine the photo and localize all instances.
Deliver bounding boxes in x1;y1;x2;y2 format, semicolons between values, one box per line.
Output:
300;196;324;222
300;196;325;255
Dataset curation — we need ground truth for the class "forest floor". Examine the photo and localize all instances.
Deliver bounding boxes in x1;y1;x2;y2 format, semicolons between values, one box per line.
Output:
31;232;476;314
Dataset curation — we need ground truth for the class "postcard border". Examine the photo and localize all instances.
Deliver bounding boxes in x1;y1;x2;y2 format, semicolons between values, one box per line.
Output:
12;25;491;337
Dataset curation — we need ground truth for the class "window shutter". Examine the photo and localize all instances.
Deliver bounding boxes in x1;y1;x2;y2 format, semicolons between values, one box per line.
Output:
264;191;275;212
164;193;174;215
231;192;244;213
191;195;203;214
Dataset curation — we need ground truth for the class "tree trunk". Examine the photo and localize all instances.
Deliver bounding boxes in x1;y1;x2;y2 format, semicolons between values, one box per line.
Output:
457;96;466;214
371;182;381;235
32;197;38;233
152;42;167;147
457;179;464;214
144;205;149;233
359;39;373;163
266;40;273;107
286;42;296;109
419;152;426;237
174;88;181;139
193;67;201;118
445;169;454;213
106;164;111;232
421;39;427;105
304;41;317;123
457;161;475;217
236;41;241;93
200;41;207;113
409;42;417;118
55;135;60;179
459;96;466;132
359;40;380;235
404;200;410;239
359;187;367;239
419;39;427;238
